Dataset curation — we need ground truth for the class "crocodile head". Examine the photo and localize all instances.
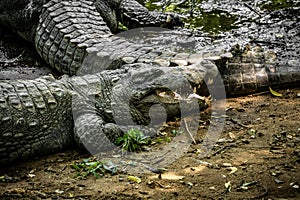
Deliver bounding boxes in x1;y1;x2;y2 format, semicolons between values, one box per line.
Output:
111;61;218;125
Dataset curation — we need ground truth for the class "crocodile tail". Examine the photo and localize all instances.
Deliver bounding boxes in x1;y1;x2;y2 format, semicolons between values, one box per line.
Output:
34;0;113;75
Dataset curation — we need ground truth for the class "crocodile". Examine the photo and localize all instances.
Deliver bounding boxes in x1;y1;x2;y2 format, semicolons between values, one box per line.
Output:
0;0;299;164
0;0;216;164
0;61;216;165
0;0;299;90
0;0;185;76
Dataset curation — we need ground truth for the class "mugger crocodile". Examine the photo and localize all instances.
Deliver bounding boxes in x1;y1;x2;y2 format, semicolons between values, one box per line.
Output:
0;61;217;165
0;0;184;77
0;0;213;164
1;0;299;92
0;0;299;164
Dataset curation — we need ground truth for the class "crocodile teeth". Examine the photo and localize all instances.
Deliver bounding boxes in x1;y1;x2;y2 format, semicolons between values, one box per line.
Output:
171;59;188;66
153;59;170;67
187;93;205;100
173;92;183;100
207;77;214;85
156;89;207;102
157;91;166;97
157;91;182;100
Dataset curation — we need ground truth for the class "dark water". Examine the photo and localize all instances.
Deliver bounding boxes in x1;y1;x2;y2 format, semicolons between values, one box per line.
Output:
145;0;299;34
145;0;237;34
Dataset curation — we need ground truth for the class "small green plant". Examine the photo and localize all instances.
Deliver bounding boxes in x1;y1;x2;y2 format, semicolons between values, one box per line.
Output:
171;129;184;136
116;129;150;152
118;22;128;31
155;137;172;144
71;158;117;179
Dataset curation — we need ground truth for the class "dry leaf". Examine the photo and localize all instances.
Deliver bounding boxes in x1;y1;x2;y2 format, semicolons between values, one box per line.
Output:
228;167;238;174
269;87;283;97
223;163;232;167
128;175;142;184
225;181;231;192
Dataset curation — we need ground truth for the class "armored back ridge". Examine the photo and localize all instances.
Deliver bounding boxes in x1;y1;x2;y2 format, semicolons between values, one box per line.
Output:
0;0;299;164
0;75;73;164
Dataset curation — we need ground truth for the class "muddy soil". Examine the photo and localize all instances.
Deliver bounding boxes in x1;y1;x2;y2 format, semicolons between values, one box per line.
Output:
1;87;299;200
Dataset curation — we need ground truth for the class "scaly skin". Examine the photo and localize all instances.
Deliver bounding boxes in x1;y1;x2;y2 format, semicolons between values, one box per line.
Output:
0;0;298;93
0;0;185;75
0;0;299;165
0;0;207;165
0;74;73;164
0;62;216;164
34;0;188;75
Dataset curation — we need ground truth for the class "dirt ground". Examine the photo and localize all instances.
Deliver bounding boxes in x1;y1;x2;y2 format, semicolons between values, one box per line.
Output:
0;87;299;200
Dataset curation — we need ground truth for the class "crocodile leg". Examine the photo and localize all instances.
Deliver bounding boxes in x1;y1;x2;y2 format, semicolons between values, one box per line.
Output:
118;0;183;29
0;62;215;164
0;75;73;164
34;0;191;76
74;113;122;153
74;113;155;154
